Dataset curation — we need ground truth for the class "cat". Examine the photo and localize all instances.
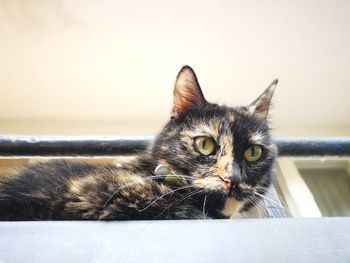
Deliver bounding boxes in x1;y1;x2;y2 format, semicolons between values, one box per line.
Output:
0;66;277;220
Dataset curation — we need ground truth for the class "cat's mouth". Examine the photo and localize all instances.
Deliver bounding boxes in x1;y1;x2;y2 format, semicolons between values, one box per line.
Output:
192;175;253;201
218;176;234;193
217;177;254;201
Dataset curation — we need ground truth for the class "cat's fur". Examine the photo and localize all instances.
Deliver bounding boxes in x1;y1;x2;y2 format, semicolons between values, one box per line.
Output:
0;66;277;220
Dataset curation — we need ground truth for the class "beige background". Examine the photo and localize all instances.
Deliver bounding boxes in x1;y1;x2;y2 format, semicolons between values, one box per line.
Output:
0;0;349;136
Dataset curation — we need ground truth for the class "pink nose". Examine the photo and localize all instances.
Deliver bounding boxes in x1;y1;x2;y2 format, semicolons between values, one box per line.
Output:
222;176;232;188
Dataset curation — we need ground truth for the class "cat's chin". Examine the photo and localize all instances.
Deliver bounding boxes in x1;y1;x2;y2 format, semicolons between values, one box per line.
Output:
219;197;243;218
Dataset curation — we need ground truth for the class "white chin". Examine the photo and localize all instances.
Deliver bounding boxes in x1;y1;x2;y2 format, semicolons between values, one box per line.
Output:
219;197;243;218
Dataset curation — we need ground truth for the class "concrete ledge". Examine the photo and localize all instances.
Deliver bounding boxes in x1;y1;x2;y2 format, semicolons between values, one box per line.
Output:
0;218;349;263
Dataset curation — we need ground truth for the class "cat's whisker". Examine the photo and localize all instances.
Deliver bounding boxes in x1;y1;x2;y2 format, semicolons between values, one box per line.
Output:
136;184;197;212
103;180;143;208
252;197;268;218
250;200;263;218
254;186;289;209
238;212;250;219
202;195;208;219
248;192;285;218
253;185;268;191
103;175;193;209
253;202;266;218
146;174;194;180
173;189;207;208
152;189;206;220
253;191;284;208
243;195;268;218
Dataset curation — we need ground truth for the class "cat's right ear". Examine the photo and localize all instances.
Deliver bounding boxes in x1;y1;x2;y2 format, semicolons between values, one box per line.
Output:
247;79;278;119
172;66;207;118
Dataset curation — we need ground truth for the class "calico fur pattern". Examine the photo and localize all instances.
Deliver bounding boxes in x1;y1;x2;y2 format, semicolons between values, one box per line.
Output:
0;66;277;220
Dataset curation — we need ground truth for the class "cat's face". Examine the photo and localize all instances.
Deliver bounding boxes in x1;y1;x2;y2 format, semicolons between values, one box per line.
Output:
152;66;277;217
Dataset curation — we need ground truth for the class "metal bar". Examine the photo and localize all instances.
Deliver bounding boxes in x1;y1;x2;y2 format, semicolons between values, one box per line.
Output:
0;135;349;156
1;219;349;263
275;136;350;156
0;135;152;156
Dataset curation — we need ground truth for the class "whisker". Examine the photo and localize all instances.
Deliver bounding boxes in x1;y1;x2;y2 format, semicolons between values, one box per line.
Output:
136;184;196;212
202;195;208;219
254;191;285;208
242;195;268;218
152;189;206;220
172;189;206;207
255;187;288;209
103;179;144;208
254;202;267;218
102;174;193;208
145;174;192;180
252;198;268;218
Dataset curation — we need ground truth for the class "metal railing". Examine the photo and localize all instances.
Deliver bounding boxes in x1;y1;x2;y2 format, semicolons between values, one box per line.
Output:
0;135;349;156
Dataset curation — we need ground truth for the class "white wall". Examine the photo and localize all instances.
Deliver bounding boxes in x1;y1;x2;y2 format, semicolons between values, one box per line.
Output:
0;0;349;135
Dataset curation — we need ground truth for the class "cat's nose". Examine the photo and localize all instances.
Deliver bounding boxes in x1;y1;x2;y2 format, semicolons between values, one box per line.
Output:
223;174;241;189
221;174;241;195
227;174;242;186
229;162;242;185
222;163;241;189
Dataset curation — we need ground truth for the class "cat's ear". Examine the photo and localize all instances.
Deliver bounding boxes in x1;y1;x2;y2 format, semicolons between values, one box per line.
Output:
247;79;278;119
172;66;207;117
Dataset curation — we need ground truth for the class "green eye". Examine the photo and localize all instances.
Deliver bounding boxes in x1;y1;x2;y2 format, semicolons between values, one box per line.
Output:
194;136;215;156
244;145;263;163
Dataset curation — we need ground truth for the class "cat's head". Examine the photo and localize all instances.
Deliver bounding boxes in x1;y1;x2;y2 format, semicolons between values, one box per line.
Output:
152;66;277;217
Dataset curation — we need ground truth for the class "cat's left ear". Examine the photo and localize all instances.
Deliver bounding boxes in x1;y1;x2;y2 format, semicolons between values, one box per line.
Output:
247;79;278;119
172;66;207;118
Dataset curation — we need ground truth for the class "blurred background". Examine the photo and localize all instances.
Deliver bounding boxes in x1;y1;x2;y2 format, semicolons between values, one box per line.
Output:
0;0;349;136
0;0;349;218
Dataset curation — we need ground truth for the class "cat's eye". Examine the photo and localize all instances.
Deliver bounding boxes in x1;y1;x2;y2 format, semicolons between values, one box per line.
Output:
244;145;263;163
194;136;215;156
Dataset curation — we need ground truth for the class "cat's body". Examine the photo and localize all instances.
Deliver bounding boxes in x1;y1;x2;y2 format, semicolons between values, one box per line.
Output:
0;66;278;220
0;158;215;220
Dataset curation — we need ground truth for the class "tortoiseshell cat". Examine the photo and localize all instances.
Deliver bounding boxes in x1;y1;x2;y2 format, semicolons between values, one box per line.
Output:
0;66;277;220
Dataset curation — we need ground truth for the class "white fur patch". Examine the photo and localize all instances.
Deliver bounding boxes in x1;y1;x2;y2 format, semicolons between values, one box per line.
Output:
220;198;242;217
250;133;265;144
